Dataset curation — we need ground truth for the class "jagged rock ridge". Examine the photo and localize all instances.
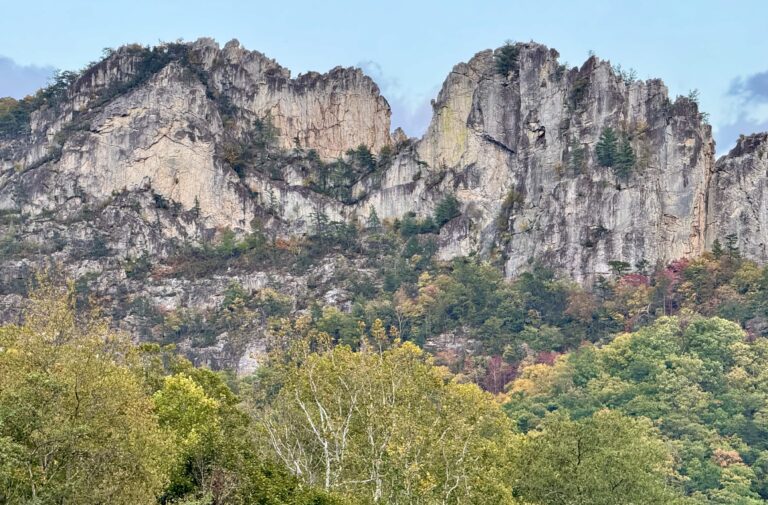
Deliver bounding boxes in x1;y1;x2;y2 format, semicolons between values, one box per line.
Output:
0;37;766;367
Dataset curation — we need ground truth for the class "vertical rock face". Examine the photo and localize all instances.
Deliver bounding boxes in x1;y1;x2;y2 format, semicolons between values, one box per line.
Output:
0;38;392;242
709;133;768;260
187;39;392;159
408;43;714;281
0;38;750;286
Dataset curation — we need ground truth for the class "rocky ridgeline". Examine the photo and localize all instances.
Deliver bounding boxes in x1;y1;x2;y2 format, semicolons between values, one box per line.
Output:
0;38;765;368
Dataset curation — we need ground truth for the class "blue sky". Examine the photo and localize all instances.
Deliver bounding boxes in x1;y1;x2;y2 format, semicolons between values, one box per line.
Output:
2;0;767;154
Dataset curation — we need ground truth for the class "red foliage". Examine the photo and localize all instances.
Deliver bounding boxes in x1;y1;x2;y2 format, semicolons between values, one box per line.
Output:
666;258;691;274
618;273;649;287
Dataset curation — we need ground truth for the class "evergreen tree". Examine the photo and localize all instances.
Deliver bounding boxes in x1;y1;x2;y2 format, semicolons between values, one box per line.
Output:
366;206;381;232
712;238;724;259
399;213;421;237
494;41;520;76
614;134;636;179
596;127;618;167
569;139;586;174
433;194;461;227
311;208;330;240
725;233;740;258
608;260;631;277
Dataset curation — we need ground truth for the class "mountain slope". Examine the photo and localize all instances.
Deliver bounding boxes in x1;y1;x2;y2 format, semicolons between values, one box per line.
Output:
0;37;764;368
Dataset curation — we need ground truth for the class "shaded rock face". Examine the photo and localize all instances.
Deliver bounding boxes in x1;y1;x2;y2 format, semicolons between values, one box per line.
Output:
709;133;768;260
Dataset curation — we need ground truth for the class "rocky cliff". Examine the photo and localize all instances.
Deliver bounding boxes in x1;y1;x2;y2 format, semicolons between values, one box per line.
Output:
709;133;768;260
0;38;765;368
407;45;714;281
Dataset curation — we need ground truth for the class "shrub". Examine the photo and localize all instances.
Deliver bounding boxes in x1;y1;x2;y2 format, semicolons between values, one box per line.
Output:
496;189;525;229
124;252;153;279
569;76;590;109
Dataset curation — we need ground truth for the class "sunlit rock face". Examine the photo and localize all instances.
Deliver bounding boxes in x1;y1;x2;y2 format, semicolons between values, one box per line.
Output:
0;39;719;281
408;44;715;281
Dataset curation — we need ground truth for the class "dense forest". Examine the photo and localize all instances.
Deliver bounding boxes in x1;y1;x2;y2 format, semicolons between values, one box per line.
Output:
3;235;768;504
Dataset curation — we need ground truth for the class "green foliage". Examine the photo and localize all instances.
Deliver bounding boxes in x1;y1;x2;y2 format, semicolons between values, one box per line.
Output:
611;63;638;85
712;238;724;259
0;282;350;505
257;341;516;504
15;259;768;504
305;145;384;204
596;126;618;167
608;259;631;276
125;251;153;279
366;206;381;232
725;233;740;258
397;195;460;238
433;193;461;227
0;98;34;138
596;127;635;178
495;41;520;76
222;115;280;180
0;70;82;139
569;76;590;109
399;212;437;237
615;134;636;178
496;189;525;230
507;316;768;501
0;281;174;504
512;410;683;504
344;144;376;173
568;140;587;174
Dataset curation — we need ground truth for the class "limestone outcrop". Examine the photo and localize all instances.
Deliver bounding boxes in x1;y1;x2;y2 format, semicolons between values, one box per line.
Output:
709;133;768;260
2;37;767;366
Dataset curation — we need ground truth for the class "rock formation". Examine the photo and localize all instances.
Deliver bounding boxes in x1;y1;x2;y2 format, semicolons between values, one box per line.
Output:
709;133;768;260
1;37;766;367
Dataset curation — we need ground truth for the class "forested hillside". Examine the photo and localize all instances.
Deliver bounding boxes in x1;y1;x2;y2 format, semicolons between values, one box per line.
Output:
3;247;768;504
3;36;768;504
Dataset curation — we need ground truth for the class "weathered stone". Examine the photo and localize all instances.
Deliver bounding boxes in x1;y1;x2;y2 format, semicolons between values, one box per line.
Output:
3;37;768;367
709;133;768;260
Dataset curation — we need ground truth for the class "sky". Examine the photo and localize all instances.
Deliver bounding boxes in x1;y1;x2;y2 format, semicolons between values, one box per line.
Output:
1;0;767;154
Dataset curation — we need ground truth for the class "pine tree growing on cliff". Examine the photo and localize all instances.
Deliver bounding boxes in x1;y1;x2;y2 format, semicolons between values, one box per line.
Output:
596;127;618;167
569;140;587;174
614;135;636;179
712;238;724;259
495;41;520;76
366;206;381;232
434;194;461;227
